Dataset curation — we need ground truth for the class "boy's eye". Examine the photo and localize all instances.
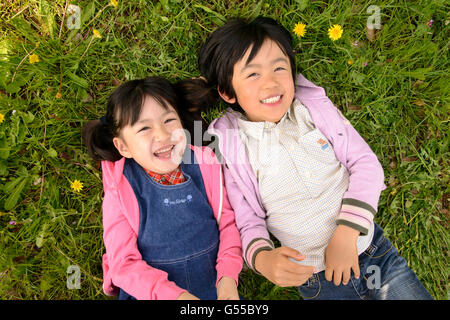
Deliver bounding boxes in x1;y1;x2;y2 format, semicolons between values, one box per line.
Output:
165;118;176;124
275;67;286;71
247;72;258;78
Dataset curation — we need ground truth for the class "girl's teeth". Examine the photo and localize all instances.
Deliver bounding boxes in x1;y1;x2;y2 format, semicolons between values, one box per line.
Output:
155;146;173;154
261;95;281;104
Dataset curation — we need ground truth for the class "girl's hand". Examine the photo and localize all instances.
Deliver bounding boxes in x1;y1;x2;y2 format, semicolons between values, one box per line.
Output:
324;225;361;286
216;276;239;300
254;247;315;287
177;291;200;300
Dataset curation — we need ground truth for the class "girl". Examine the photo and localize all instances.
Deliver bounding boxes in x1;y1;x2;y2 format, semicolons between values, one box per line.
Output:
179;17;433;299
82;76;242;300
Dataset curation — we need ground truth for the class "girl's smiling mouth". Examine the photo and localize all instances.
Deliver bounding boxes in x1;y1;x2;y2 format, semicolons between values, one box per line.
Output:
153;145;175;159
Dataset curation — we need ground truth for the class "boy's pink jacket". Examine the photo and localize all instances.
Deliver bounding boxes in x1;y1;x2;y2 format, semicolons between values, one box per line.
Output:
101;145;243;300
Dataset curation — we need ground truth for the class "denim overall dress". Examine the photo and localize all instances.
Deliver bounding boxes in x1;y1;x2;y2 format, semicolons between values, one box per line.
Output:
117;149;219;300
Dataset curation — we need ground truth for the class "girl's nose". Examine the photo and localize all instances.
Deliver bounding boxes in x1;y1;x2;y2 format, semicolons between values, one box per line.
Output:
153;125;169;142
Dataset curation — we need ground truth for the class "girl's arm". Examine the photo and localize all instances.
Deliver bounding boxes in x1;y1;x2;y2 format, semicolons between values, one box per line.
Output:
102;187;188;300
200;146;243;286
215;171;243;286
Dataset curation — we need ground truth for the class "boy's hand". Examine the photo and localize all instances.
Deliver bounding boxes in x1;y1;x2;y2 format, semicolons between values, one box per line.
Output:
216;276;239;300
177;292;200;300
324;225;360;286
254;247;316;287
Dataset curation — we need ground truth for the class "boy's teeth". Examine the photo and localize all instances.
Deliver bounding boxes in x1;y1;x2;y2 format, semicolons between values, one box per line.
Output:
261;95;281;104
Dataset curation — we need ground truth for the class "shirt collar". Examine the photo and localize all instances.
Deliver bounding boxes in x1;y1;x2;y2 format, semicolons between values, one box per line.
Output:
146;166;186;185
237;100;297;141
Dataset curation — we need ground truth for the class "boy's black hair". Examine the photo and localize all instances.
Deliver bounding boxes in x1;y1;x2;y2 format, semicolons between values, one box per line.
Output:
178;16;297;114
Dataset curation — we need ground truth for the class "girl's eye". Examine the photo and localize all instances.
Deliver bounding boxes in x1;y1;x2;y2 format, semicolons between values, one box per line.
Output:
165;118;176;124
138;126;150;132
275;67;286;71
247;73;258;78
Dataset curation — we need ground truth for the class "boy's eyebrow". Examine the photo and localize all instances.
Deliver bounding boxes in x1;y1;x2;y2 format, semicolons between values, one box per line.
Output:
240;57;289;73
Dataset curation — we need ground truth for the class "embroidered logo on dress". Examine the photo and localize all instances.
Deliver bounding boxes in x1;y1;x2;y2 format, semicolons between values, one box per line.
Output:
163;194;192;206
317;138;329;150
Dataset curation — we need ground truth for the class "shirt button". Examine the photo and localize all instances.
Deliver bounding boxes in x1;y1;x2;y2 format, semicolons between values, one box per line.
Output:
161;177;166;182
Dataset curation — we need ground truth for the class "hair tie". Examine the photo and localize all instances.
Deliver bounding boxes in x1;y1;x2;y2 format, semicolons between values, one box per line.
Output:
99;116;108;126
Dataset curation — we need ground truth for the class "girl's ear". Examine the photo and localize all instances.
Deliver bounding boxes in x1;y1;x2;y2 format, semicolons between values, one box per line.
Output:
217;86;236;104
113;137;132;158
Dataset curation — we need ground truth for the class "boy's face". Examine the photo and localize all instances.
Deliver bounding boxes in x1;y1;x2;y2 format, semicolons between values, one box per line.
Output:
220;39;295;123
113;97;186;174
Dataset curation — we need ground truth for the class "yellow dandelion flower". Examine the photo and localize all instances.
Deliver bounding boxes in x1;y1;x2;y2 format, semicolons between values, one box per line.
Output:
293;22;306;37
347;59;353;65
110;0;118;7
328;24;343;41
0;113;4;124
55;92;62;99
70;180;83;192
93;29;102;39
29;54;39;64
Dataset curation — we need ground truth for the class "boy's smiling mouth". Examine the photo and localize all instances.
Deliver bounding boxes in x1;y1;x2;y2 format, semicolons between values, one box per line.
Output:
260;94;282;105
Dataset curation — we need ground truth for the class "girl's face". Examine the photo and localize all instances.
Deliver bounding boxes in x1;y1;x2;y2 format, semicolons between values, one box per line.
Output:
220;39;295;123
113;96;186;174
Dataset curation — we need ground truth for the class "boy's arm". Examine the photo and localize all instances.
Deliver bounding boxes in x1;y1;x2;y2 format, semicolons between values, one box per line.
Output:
221;163;274;271
333;107;385;235
295;74;385;235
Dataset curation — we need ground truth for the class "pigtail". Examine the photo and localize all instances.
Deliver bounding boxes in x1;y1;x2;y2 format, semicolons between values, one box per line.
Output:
82;119;122;162
175;77;219;114
174;78;219;145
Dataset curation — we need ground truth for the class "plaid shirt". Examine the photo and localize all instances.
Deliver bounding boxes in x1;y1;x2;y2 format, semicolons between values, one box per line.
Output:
146;166;186;185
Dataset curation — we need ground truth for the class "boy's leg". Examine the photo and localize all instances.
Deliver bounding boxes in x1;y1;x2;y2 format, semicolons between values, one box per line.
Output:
298;271;363;300
358;223;433;300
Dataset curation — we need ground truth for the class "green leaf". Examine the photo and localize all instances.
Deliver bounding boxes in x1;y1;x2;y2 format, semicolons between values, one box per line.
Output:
5;74;27;93
66;72;89;88
81;2;95;26
48;148;57;158
193;4;225;22
400;67;433;81
22;111;35;124
4;176;28;211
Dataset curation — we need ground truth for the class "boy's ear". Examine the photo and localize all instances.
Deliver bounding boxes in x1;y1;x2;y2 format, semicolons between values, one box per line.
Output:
113;137;132;159
217;86;236;104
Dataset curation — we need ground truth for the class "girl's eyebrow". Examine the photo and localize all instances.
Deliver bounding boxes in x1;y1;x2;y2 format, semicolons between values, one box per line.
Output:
135;110;176;125
240;57;289;74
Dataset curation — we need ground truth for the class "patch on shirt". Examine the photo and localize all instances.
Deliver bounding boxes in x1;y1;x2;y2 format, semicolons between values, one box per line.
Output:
317;138;329;150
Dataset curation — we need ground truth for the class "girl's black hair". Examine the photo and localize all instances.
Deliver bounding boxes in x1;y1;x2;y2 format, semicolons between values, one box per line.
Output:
83;76;201;162
178;16;297;114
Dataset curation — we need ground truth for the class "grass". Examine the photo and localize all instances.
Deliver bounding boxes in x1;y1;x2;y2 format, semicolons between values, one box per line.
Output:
0;0;448;300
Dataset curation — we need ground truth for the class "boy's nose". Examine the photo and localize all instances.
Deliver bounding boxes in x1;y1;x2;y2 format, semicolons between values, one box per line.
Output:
262;73;278;89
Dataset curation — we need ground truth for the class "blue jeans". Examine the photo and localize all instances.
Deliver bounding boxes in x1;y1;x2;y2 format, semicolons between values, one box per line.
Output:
298;223;433;300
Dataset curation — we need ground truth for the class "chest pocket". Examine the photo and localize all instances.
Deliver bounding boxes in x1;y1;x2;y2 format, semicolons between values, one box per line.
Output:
296;128;345;196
